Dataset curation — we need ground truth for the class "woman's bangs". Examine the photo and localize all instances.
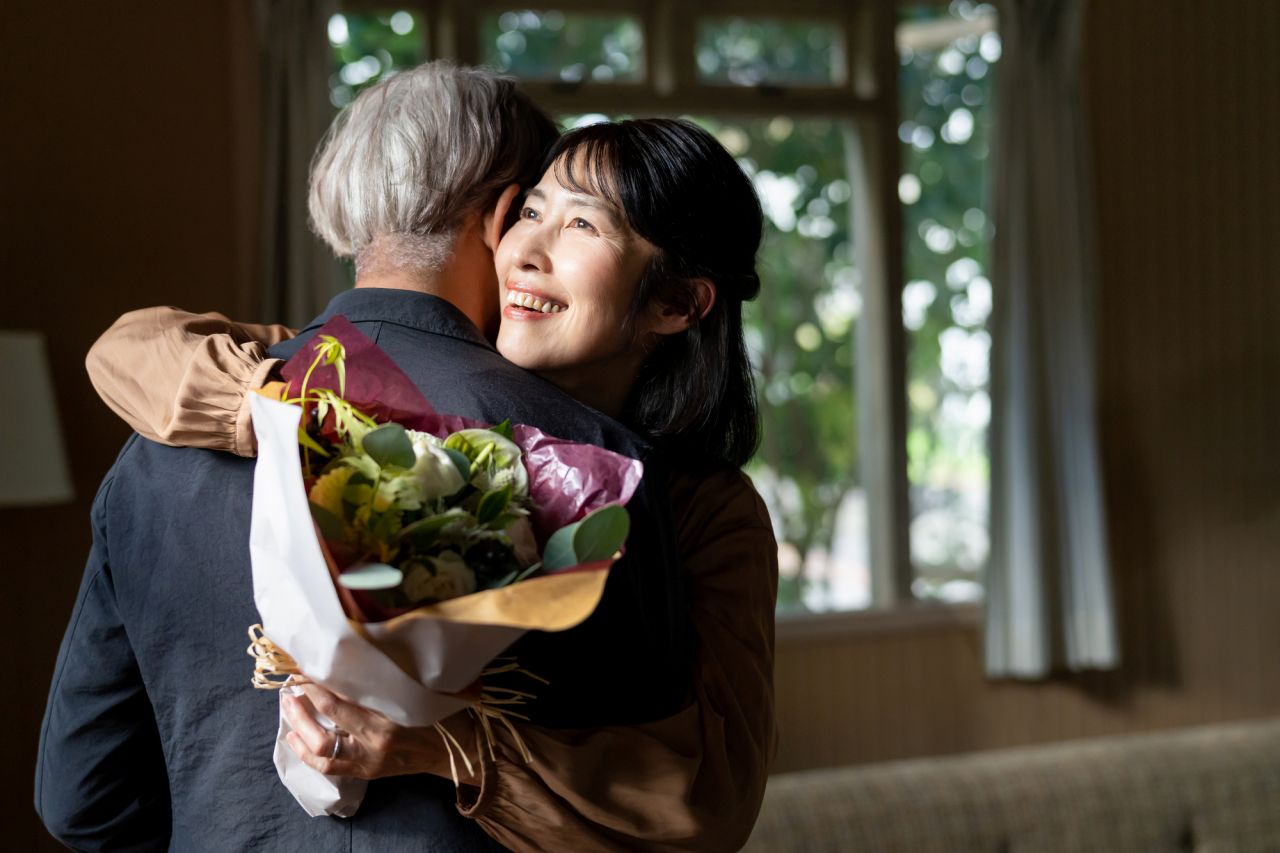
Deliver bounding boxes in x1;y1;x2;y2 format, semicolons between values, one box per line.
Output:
550;136;624;211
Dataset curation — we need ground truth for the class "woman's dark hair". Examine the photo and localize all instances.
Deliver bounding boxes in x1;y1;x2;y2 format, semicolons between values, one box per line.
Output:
541;118;764;471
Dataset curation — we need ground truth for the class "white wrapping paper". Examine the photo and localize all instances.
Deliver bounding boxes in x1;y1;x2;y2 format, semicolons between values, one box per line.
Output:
247;387;623;818
250;394;482;817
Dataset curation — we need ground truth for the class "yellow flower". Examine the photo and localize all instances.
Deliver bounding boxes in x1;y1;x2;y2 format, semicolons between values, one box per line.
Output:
309;467;354;519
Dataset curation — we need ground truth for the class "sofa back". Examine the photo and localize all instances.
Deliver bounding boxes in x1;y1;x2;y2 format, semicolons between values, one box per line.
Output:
745;717;1280;852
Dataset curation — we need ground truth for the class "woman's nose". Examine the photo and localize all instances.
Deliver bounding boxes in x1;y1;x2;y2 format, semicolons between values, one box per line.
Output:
514;232;552;273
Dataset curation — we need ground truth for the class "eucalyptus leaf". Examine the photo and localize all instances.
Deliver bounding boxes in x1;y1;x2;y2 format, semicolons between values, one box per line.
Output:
362;423;416;469
541;522;580;572
573;505;631;563
476;484;512;525
337;562;403;591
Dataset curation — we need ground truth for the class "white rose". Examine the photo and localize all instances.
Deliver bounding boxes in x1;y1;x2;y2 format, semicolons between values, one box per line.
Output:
407;431;466;502
403;552;477;603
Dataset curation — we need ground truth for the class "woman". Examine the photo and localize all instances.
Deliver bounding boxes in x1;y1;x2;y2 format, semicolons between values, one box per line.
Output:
88;118;777;851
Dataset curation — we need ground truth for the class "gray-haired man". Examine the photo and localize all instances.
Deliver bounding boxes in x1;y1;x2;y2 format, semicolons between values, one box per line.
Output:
37;61;689;851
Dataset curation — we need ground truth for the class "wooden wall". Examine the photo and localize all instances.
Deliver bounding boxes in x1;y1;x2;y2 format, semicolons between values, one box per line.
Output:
771;0;1280;773
0;4;258;849
2;1;1277;849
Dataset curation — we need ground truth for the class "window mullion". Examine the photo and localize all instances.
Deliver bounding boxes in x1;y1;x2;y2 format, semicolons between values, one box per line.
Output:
851;0;912;608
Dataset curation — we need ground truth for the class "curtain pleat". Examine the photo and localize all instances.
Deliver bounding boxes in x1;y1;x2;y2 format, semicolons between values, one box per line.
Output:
255;0;345;327
985;0;1118;678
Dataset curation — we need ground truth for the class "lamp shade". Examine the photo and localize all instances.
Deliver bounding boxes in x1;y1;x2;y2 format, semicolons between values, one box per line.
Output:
0;331;74;506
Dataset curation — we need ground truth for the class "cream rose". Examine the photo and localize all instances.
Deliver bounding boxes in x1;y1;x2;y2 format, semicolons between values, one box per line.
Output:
402;551;477;603
406;430;466;503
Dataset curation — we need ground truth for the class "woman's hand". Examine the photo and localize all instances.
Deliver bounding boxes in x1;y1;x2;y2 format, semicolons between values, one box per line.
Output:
281;682;474;781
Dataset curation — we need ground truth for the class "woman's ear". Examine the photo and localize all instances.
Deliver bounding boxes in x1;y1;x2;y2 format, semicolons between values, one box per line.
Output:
483;184;522;251
648;278;717;336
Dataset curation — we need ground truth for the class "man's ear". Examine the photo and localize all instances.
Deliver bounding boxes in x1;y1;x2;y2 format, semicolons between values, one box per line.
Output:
483;184;522;251
649;278;717;336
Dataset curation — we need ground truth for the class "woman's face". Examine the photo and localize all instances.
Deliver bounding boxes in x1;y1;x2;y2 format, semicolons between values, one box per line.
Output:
493;160;657;413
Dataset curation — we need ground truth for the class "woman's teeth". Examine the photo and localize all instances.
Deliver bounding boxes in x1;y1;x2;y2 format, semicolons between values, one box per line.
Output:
507;290;565;314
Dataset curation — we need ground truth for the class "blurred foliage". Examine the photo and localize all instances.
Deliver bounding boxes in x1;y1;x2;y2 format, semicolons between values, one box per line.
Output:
329;3;997;610
482;9;643;82
698;117;861;610
898;1;997;600
697;17;840;86
328;11;426;108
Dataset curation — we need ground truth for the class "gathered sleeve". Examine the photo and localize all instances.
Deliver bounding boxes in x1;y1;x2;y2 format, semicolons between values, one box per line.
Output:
85;307;295;456
464;469;779;852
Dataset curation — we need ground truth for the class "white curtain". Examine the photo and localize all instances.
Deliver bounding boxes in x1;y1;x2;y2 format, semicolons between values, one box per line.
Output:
255;0;346;326
985;0;1118;678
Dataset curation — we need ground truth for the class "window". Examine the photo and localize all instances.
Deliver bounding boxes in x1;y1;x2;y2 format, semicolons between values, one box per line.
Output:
898;3;996;605
328;1;997;615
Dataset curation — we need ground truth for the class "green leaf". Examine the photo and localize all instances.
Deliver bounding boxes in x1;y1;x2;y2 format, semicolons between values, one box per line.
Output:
444;432;479;461
362;423;416;469
491;419;514;441
573;505;631;563
309;501;348;540
485;569;519;590
297;428;331;458
541;522;579;572
476;484;512;526
398;508;473;549
342;455;381;482
489;511;521;530
337;562;403;591
442;447;471;483
344;483;375;506
513;561;542;583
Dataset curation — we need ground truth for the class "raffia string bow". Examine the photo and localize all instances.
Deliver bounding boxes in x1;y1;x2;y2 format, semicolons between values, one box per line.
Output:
246;624;538;783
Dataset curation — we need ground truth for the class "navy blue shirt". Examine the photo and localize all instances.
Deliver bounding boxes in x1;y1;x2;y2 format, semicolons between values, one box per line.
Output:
37;289;690;852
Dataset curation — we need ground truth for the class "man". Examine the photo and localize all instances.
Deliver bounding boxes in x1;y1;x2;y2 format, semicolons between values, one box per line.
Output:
37;61;689;851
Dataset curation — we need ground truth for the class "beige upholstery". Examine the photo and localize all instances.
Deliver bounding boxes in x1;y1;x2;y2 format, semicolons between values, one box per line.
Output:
745;718;1280;852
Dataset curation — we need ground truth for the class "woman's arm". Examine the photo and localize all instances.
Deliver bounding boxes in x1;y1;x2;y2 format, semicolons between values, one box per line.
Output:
86;307;295;456
466;470;778;852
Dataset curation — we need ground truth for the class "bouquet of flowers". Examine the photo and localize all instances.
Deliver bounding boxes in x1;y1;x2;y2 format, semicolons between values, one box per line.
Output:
246;316;641;817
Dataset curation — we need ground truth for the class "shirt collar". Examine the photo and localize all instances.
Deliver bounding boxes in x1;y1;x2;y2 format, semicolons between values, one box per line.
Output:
300;288;494;350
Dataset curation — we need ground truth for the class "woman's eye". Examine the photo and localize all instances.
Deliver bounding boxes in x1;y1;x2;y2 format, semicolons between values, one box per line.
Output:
520;207;540;220
570;217;596;232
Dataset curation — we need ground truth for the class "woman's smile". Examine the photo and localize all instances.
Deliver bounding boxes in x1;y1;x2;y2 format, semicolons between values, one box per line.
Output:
503;281;568;317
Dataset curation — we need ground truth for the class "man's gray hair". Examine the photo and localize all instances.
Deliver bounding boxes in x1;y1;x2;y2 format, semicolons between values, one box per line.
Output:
308;61;557;276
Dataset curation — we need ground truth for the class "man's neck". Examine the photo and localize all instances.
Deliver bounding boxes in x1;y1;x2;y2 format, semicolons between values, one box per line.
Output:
355;262;494;338
354;228;499;340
